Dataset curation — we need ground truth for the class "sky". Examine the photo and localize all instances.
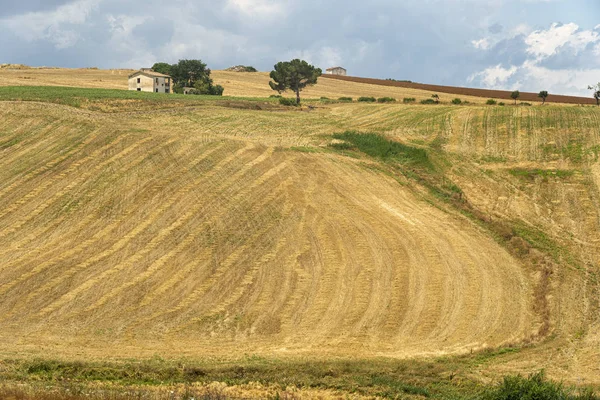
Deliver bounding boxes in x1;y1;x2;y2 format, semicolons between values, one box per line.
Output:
1;0;599;96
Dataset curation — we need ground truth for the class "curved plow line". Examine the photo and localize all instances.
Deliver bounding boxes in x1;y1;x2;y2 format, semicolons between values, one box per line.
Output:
0;136;187;295
77;146;280;315
0;130;127;222
0;136;181;266
33;143;255;317
171;192;295;333
0;136;151;241
0;119;67;177
0;125;103;199
1;141;232;308
200;204;294;319
137;161;291;309
154;179;294;320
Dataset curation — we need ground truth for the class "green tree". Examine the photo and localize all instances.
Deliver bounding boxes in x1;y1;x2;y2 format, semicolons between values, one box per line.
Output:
431;94;440;104
170;59;210;87
151;62;172;76
538;90;549;105
269;59;322;105
510;90;520;105
164;59;223;96
588;83;600;106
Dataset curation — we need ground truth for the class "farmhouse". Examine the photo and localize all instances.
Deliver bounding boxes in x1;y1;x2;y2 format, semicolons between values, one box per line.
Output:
128;69;172;93
326;66;347;76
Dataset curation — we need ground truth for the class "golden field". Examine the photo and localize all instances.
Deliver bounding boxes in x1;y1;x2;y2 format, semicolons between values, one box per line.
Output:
0;67;599;398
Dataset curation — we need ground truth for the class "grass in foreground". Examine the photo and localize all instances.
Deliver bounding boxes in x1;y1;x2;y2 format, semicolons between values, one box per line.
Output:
0;356;597;400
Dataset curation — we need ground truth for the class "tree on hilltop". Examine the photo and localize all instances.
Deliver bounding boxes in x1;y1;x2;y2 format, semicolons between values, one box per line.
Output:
511;90;520;105
588;83;600;106
538;91;548;105
269;59;322;105
151;62;172;76
153;59;223;95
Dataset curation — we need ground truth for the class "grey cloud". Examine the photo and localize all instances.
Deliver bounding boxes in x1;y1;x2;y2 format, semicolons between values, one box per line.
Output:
489;23;504;34
0;0;73;17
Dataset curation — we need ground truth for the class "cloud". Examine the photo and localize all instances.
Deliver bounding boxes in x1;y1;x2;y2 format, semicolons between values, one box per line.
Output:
469;64;518;88
489;23;504;34
470;22;600;96
525;23;599;59
0;0;100;49
472;38;491;50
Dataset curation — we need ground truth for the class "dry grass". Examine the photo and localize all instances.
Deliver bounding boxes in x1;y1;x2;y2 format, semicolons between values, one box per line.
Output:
0;70;599;391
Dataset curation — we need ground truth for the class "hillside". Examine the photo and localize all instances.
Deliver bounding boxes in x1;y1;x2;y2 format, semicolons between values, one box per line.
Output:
0;70;599;397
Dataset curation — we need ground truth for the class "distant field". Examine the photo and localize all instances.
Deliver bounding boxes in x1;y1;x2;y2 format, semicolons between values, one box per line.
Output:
0;73;599;397
0;67;497;103
322;74;596;105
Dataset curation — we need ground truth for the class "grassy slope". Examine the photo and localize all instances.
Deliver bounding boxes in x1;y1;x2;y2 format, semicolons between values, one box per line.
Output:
0;75;599;397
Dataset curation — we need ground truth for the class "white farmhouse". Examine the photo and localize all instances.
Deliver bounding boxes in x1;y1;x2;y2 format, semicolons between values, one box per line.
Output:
325;67;347;76
128;69;172;93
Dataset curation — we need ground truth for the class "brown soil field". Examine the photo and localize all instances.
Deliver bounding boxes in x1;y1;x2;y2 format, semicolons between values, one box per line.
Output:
0;68;599;395
321;74;597;105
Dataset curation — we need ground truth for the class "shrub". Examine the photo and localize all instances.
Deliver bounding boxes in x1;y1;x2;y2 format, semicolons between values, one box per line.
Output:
279;97;298;106
320;97;329;100
420;98;436;104
338;97;353;102
358;96;376;102
403;97;416;103
451;98;462;105
498;102;505;106
270;94;282;98
486;99;498;105
483;371;597;400
520;102;532;106
377;97;396;103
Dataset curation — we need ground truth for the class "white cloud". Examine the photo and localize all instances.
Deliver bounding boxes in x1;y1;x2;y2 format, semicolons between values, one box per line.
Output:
225;0;286;18
472;38;491;50
525;23;599;59
0;0;100;49
468;64;518;87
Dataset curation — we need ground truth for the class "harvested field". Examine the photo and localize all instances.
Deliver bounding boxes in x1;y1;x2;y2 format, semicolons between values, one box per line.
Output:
0;76;599;395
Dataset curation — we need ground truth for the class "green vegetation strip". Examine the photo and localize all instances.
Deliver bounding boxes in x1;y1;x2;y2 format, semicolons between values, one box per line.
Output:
1;355;597;400
0;86;275;109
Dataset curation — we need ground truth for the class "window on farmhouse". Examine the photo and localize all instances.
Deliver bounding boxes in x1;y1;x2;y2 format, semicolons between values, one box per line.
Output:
137;78;141;84
155;89;158;93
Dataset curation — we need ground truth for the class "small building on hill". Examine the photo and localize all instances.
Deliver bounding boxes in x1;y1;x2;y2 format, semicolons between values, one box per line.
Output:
128;70;172;93
325;66;347;76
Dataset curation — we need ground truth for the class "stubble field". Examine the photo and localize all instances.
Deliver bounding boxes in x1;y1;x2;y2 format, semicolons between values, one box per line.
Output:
0;67;599;398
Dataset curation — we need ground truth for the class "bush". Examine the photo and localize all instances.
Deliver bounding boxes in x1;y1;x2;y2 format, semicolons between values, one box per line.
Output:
320;97;329;100
270;95;282;98
520;102;532;106
483;371;598;400
338;97;353;102
403;98;416;103
377;97;396;103
498;102;505;106
420;98;436;104
486;99;498;105
358;96;377;102
192;81;224;96
451;98;462;105
279;97;298;106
